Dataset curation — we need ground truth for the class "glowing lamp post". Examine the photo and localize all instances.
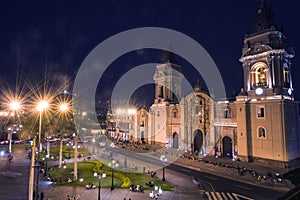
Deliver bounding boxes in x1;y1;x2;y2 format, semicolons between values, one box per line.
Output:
37;100;49;153
59;103;68;112
34;100;49;200
94;171;106;200
58;103;69;168
108;159;119;190
160;154;167;181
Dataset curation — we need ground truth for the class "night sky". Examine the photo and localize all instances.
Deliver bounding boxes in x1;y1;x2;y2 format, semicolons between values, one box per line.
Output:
0;0;299;110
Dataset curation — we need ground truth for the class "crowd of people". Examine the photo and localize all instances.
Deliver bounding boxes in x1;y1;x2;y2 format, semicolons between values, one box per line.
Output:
66;194;80;200
129;183;144;192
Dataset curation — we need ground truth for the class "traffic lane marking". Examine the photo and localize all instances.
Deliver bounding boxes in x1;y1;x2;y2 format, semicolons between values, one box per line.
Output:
234;184;251;191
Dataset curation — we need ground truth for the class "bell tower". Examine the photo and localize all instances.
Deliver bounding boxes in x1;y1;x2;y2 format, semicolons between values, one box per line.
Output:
149;50;183;145
236;1;300;167
239;0;295;99
153;50;182;104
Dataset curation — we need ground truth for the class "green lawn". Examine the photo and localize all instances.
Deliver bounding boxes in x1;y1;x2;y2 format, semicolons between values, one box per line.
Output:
47;160;174;191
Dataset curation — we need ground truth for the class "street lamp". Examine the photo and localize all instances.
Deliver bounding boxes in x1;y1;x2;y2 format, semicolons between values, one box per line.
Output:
160;154;167;181
59;102;68;112
37;100;49;153
8;100;21;154
35;100;48;200
108;158;119;190
149;185;163;199
58;102;69;168
94;171;106;200
92;137;96;153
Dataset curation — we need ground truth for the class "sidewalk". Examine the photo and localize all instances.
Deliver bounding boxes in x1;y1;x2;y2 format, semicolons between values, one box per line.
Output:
175;155;295;192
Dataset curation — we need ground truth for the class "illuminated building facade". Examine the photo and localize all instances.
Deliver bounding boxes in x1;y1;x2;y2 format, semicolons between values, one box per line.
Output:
107;2;300;167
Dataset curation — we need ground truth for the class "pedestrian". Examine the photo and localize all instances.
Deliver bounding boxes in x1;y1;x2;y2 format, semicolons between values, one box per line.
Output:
257;175;261;182
76;195;80;200
66;194;70;200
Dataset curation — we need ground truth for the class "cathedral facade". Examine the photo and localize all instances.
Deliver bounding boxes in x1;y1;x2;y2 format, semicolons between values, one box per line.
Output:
107;2;300;168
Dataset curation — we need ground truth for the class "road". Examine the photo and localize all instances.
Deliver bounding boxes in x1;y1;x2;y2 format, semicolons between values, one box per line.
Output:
167;163;284;200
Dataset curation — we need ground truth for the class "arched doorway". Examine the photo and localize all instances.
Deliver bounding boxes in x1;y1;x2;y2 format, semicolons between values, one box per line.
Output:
222;136;232;158
173;132;179;149
193;129;203;153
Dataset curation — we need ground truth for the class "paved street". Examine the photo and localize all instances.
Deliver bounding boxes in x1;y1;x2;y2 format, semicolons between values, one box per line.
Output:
0;149;30;200
167;164;284;200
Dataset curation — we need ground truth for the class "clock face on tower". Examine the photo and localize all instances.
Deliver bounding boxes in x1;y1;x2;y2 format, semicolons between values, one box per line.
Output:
255;87;263;95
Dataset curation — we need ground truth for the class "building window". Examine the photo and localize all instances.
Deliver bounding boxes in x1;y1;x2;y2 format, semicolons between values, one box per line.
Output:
257;106;265;118
195;106;200;115
258;127;266;138
223;109;229;118
283;67;290;87
173;111;177;118
157;111;160;117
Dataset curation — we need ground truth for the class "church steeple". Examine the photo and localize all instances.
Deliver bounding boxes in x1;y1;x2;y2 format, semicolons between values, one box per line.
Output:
160;50;179;65
154;48;182;104
239;1;295;99
252;0;276;35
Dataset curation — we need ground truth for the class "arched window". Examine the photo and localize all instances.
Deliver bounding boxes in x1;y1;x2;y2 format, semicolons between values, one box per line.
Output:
283;67;290;87
251;62;268;88
173;111;177;118
258;127;266;138
195;106;200;115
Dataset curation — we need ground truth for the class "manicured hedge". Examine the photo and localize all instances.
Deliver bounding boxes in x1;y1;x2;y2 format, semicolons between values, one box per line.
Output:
105;171;131;188
87;160;103;172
